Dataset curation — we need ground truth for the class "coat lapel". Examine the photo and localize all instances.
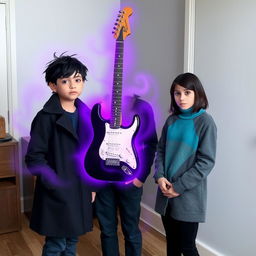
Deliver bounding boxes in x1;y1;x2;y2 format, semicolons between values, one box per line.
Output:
43;93;79;141
56;114;79;141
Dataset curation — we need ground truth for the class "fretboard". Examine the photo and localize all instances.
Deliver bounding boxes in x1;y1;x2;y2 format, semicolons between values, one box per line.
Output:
110;40;124;128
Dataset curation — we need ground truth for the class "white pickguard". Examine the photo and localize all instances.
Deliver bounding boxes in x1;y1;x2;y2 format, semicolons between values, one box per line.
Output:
99;116;139;169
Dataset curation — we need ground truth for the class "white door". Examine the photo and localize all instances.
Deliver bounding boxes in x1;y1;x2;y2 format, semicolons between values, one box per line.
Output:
0;3;9;133
193;0;256;255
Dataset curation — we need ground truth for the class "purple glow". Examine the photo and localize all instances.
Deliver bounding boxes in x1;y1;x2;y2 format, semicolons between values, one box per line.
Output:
18;6;163;188
73;108;106;188
29;165;72;189
74;94;157;186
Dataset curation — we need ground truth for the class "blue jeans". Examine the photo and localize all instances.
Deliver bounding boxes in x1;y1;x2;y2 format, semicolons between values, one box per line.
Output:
42;237;78;256
95;183;143;256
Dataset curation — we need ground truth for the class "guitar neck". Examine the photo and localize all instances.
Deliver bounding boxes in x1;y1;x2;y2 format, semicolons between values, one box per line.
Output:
110;40;124;128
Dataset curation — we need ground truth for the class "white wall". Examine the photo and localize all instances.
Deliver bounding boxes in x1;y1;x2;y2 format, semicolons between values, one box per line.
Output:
14;1;256;255
122;1;256;255
14;0;118;136
194;0;256;255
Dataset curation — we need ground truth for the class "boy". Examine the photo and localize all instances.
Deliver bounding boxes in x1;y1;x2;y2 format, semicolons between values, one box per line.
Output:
95;95;158;256
25;53;95;256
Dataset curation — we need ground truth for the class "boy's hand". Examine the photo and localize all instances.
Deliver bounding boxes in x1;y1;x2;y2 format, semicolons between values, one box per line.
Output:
124;178;143;188
91;192;96;203
133;178;143;188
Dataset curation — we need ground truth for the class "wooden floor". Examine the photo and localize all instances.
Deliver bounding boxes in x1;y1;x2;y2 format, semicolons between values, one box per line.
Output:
0;214;166;256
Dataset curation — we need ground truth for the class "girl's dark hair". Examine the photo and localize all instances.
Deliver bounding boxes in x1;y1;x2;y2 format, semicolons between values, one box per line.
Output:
44;52;88;84
170;72;208;114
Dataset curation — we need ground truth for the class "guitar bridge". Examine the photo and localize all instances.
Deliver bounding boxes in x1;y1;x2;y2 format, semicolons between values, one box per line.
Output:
105;158;120;166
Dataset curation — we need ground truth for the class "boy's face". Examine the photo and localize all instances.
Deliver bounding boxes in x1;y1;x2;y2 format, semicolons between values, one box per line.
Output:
49;72;84;102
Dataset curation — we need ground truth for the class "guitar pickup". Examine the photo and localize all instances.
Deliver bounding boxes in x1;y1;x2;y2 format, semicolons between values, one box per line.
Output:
105;158;120;166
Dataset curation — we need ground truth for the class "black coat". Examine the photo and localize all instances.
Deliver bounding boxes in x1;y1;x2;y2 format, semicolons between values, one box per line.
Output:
25;94;93;237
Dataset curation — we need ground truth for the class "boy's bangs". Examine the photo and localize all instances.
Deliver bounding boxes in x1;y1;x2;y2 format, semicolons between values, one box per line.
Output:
61;65;84;80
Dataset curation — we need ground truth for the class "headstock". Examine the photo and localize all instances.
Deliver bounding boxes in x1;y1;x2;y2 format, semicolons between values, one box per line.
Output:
112;7;133;41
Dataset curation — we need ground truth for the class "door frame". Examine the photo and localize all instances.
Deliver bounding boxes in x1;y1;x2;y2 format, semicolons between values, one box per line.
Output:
184;0;195;72
0;0;17;138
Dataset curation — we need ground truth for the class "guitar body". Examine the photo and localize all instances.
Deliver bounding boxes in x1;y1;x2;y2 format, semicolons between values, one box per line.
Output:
84;104;140;181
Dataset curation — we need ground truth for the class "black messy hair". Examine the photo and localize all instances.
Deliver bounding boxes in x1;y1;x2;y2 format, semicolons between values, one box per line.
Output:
44;52;88;84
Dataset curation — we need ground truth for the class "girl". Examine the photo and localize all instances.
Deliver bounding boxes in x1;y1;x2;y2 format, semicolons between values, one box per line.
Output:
154;73;217;256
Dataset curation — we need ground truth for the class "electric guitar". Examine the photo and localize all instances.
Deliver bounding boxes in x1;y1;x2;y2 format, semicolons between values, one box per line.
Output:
84;7;140;181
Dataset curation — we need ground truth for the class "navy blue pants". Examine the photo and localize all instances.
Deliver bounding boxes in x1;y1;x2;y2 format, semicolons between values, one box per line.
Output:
161;205;199;256
42;237;78;256
95;183;143;256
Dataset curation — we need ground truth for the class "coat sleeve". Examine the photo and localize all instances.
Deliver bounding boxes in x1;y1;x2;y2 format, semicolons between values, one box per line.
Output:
153;120;168;182
25;112;59;190
172;116;217;194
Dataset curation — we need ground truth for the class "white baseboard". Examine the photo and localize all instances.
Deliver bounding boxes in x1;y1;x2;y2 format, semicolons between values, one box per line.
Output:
196;240;224;256
20;196;24;213
140;203;222;256
140;202;165;235
20;195;33;213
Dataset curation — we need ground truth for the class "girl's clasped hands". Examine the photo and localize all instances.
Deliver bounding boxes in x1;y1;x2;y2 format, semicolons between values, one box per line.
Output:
157;177;180;198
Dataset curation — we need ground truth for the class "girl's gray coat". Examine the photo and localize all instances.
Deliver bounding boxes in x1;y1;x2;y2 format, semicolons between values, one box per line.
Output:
154;112;217;222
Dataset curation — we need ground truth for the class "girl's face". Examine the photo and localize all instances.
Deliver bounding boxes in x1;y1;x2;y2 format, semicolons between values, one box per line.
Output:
174;84;195;110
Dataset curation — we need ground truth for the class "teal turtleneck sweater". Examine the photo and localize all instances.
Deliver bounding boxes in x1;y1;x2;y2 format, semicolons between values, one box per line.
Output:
165;108;205;179
154;108;217;222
